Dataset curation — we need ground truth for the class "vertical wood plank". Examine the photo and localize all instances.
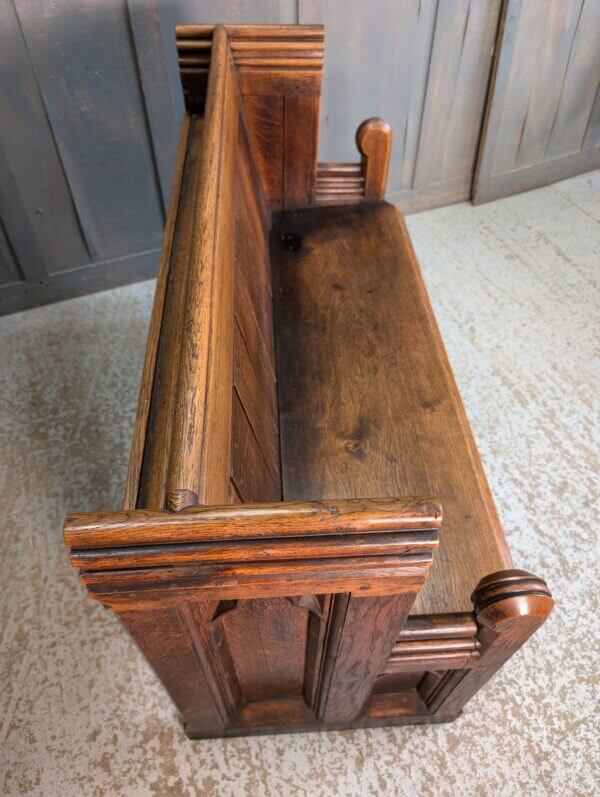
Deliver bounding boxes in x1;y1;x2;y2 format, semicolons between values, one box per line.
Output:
546;0;600;158
283;95;320;207
119;602;239;735
413;0;502;190
0;0;90;277
243;95;285;209
312;592;417;723
0;219;23;288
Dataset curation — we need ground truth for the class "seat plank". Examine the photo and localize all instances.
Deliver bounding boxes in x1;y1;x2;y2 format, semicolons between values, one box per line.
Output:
272;202;512;614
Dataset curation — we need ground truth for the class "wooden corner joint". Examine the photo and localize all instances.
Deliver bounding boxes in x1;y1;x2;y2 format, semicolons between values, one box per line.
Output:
422;570;553;716
175;23;324;112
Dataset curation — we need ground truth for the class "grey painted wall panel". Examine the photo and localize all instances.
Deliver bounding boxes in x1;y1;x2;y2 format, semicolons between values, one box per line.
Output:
0;0;90;278
127;0;181;207
13;0;165;263
473;0;600;204
0;219;23;289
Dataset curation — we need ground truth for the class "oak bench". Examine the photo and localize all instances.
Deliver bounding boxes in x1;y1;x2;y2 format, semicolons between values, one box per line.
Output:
64;24;553;738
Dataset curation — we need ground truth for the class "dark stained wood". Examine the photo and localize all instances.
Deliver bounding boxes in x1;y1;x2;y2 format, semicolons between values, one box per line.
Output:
166;27;237;509
70;530;438;571
356;118;393;200
272;202;513;615
283;95;320;207
314;117;392;205
233;321;279;480
311;592;416;723
80;554;435;611
221;598;308;701
231;391;280;504
176;24;324;209
124;114;193;509
185;693;457;740
120;601;238;734
65;23;553;740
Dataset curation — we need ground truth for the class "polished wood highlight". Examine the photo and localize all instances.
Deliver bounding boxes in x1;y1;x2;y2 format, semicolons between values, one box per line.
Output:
65;23;552;740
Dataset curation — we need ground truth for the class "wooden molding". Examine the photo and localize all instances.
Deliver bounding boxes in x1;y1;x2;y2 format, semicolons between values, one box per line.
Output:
384;613;481;673
175;24;323;210
65;497;442;549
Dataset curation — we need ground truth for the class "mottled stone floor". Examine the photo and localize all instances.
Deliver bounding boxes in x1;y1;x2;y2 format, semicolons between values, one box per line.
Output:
1;172;598;796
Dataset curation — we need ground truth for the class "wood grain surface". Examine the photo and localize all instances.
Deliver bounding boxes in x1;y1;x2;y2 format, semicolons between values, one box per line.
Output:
272;202;513;614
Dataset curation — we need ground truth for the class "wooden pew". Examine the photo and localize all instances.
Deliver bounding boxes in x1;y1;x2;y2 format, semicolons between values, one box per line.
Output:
64;24;553;738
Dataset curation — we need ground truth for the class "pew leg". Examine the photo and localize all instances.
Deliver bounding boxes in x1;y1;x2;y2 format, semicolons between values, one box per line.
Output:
309;592;418;723
118;602;240;736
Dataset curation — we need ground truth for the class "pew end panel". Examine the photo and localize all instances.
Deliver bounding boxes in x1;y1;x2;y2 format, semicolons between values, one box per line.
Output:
65;497;442;736
64;22;553;739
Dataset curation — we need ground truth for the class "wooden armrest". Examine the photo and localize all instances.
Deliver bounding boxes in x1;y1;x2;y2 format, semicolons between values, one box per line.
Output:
64;496;441;552
316;117;392;204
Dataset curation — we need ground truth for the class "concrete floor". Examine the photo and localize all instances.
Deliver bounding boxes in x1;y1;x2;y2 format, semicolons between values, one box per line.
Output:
1;172;599;796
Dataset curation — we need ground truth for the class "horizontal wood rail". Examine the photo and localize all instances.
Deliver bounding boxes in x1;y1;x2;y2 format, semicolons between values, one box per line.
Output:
385;613;481;673
64;497;442;550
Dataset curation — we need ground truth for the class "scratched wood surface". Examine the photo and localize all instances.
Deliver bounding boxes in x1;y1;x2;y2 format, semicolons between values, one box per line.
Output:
473;0;600;203
272;202;513;614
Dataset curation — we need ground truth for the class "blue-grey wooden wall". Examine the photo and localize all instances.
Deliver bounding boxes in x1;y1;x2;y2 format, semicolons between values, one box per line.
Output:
0;0;180;316
473;0;600;203
1;0;598;316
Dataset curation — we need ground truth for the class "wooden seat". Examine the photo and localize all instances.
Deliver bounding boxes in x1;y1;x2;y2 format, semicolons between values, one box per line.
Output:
271;202;511;615
64;23;552;739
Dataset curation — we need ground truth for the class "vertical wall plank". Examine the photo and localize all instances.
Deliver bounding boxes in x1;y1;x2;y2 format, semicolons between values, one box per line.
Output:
0;0;90;278
545;0;600;159
2;1;598;314
13;0;164;261
473;0;600;204
413;1;502;198
0;219;23;289
127;0;181;208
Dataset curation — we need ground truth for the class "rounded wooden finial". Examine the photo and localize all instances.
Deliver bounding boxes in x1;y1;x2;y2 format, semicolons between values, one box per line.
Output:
471;569;553;627
356;117;392;157
355;118;392;200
